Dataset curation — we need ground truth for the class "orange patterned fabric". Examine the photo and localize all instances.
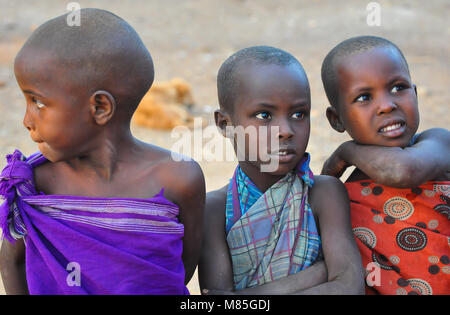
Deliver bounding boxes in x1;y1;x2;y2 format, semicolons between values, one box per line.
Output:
345;180;450;295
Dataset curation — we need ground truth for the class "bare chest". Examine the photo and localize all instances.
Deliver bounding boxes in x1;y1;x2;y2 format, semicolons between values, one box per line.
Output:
33;163;164;199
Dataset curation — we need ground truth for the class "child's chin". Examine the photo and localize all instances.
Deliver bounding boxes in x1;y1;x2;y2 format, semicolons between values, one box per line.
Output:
38;144;66;163
373;138;413;148
258;163;296;176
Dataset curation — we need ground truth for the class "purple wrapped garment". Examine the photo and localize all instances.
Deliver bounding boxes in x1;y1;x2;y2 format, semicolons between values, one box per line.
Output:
0;150;188;295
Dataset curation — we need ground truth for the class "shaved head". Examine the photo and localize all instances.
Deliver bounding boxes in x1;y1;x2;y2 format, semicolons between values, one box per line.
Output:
217;46;306;113
15;8;154;118
321;35;409;109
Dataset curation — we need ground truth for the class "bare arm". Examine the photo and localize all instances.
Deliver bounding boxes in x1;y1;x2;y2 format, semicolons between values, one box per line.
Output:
198;188;234;293
0;239;29;295
322;128;450;187
168;160;206;284
291;175;365;295
207;260;328;295
205;177;363;295
200;189;328;296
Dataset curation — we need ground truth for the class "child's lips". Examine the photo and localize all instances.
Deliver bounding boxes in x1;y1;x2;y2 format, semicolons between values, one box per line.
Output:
377;121;406;138
268;148;296;163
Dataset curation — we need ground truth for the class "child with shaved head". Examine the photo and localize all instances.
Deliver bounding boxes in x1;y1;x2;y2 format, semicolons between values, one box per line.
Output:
199;46;364;295
321;36;449;294
0;9;205;295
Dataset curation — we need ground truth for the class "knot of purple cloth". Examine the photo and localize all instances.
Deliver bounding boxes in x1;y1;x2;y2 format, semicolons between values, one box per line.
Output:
0;150;35;242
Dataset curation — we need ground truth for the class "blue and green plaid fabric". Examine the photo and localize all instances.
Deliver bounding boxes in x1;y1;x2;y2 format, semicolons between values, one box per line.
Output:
225;166;262;233
225;154;322;289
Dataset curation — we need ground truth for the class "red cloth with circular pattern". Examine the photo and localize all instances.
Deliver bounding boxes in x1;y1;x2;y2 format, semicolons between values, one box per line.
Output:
346;180;450;295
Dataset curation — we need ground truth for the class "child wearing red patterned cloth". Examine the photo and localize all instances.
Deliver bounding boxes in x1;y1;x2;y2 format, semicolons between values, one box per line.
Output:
320;35;449;295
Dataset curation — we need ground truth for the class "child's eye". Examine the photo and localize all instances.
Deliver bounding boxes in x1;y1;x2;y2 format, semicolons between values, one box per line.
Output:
291;112;305;120
32;98;45;109
354;94;371;103
390;84;406;94
255;112;271;120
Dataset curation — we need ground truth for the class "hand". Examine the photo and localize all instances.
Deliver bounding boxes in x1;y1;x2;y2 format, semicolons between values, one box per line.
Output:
321;146;351;178
202;288;236;295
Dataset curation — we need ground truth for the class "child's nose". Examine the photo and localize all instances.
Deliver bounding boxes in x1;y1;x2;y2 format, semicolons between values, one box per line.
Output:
377;96;397;115
277;120;294;141
23;109;34;131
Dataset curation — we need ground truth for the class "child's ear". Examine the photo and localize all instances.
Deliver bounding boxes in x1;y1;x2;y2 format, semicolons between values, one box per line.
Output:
89;91;116;125
214;109;232;137
326;106;345;133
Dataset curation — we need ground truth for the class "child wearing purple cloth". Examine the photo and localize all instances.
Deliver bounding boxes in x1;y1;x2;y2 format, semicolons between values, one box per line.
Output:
0;9;205;295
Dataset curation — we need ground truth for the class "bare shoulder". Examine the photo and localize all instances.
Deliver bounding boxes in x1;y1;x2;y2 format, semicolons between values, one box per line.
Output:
138;142;205;203
309;175;349;217
414;128;450;156
158;152;205;188
205;185;228;224
310;175;348;202
32;160;66;194
159;158;205;207
412;128;450;181
412;128;450;152
416;128;450;143
33;160;52;183
206;186;228;206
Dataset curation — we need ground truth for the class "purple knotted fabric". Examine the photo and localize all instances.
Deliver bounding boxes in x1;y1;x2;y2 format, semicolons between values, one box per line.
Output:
0;150;188;295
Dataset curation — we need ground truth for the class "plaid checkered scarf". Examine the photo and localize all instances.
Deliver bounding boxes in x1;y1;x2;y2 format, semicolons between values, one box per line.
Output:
226;154;322;289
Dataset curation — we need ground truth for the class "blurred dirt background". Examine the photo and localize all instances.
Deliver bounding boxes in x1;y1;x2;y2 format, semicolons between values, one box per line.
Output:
0;0;448;295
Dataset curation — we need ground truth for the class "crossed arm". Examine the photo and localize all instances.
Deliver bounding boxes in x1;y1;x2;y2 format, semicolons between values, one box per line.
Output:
198;193;328;295
294;176;364;294
321;128;450;187
198;177;365;295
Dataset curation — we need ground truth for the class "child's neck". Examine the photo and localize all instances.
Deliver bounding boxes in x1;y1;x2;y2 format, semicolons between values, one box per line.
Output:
238;162;286;193
64;127;137;181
